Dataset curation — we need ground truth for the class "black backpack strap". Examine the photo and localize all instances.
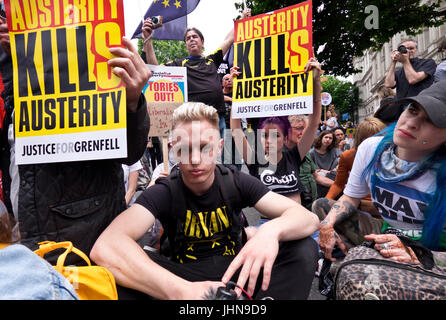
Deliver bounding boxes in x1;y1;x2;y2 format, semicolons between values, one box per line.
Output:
164;166;186;261
165;165;248;261
214;165;248;249
215;165;242;214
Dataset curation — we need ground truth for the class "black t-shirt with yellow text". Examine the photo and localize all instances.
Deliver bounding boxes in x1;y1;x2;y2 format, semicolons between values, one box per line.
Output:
135;167;269;263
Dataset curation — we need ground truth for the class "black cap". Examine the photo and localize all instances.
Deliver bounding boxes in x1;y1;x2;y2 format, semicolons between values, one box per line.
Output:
395;80;446;128
374;97;403;125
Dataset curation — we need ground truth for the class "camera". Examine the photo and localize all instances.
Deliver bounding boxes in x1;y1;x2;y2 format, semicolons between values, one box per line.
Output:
204;281;248;300
397;45;408;54
151;15;163;29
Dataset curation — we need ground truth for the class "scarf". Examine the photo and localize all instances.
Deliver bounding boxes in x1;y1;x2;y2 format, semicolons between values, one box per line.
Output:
375;144;434;183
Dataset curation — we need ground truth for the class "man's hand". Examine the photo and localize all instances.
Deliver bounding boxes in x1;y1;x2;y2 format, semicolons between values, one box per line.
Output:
391;50;400;62
304;56;322;79
221;225;279;297
391;50;409;64
108;37;152;112
364;233;420;264
230;66;242;78
0;17;10;55
142;18;154;40
241;8;251;19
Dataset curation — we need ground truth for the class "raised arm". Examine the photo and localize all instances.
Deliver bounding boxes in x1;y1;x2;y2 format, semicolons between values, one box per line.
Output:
141;18;159;65
106;37;151;164
220;8;251;56
297;57;322;160
229;65;254;165
230;109;252;165
384;50;398;88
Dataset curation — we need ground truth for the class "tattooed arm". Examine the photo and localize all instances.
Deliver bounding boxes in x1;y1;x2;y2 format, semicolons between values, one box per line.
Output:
319;194;361;261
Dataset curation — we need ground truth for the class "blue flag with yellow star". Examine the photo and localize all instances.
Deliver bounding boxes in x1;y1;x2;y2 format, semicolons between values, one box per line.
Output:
132;0;201;40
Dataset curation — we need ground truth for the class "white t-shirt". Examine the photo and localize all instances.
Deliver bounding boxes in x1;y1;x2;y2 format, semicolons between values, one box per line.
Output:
344;136;437;238
122;161;143;192
326;117;338;129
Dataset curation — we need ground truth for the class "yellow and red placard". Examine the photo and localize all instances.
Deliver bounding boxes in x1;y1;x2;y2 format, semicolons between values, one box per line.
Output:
5;0;127;164
232;1;314;119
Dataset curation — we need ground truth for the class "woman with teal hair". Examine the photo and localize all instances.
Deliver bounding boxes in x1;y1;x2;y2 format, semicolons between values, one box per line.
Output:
314;80;446;266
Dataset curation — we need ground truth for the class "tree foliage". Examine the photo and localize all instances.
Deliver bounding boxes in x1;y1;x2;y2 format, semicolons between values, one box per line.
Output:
321;76;360;123
138;39;188;64
236;0;446;76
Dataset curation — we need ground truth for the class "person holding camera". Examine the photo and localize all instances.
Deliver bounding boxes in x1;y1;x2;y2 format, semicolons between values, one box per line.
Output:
384;38;437;100
142;9;251;137
434;37;446;83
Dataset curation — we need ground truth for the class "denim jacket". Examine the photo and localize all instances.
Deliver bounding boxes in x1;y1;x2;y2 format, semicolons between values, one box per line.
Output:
0;244;78;300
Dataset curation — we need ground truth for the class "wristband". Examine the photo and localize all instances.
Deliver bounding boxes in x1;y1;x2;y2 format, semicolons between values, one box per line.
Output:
143;35;152;45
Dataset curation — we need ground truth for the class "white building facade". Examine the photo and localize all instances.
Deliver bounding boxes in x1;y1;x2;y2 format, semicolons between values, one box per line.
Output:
352;2;446;122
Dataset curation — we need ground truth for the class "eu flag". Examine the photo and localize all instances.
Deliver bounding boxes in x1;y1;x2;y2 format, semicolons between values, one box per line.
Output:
132;0;201;41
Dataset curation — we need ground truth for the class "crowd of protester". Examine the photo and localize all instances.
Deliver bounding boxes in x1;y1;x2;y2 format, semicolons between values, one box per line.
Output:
1;2;446;300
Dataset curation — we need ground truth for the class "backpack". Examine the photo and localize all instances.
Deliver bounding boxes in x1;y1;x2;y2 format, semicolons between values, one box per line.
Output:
334;245;446;300
161;164;247;261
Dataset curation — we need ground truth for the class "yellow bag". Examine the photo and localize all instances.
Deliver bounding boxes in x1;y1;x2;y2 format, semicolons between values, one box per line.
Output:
34;241;118;300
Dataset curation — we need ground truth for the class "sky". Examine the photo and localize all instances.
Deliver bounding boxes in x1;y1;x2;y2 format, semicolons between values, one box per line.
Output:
123;0;241;55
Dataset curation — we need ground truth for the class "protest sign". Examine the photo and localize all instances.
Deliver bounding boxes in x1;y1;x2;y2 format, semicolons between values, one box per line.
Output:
144;65;187;137
346;128;356;136
232;0;313;119
321;92;332;106
5;0;126;165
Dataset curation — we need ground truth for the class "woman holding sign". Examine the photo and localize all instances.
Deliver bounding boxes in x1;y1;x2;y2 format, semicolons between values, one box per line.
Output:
231;57;322;224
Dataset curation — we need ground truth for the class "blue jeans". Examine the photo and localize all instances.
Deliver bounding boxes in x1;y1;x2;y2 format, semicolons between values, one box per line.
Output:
0;244;78;300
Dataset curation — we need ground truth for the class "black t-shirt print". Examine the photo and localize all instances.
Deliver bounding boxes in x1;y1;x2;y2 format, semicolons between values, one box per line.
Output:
248;144;305;196
135;167;269;263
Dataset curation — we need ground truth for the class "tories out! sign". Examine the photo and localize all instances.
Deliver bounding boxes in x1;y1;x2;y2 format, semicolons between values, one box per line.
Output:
232;1;314;119
144;65;187;137
5;0;127;165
